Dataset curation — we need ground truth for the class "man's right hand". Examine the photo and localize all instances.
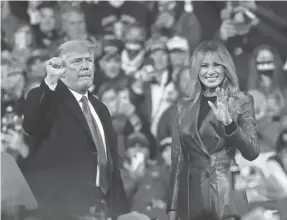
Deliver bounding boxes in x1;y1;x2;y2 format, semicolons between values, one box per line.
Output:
45;57;66;86
167;211;178;220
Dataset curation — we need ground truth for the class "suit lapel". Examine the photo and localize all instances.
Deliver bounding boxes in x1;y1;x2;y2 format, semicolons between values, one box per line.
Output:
59;82;95;146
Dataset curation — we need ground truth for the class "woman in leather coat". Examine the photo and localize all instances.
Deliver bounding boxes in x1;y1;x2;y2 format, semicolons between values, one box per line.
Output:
167;41;259;220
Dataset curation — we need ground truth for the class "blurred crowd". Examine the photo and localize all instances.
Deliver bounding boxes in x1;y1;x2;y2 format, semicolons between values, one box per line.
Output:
1;1;287;220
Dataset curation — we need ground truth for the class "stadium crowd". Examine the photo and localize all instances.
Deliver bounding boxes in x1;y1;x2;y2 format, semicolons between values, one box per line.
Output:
1;1;287;220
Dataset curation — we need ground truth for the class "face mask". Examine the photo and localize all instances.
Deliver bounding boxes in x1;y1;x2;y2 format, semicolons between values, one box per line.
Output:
125;42;142;51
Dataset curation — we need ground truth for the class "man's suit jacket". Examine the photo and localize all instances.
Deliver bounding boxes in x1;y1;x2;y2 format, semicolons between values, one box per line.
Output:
21;80;129;220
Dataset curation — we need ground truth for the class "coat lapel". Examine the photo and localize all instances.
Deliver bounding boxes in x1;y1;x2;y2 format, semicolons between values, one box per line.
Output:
190;96;209;155
59;82;95;146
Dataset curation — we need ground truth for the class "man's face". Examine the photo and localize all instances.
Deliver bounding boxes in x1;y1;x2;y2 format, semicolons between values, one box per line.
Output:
150;50;168;71
101;89;118;115
39;8;56;33
62;51;94;94
65;12;86;40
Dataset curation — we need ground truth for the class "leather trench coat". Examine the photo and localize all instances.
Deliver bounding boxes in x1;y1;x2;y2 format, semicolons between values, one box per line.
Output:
167;94;259;220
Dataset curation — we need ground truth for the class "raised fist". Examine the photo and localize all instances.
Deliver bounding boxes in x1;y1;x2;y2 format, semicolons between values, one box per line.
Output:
45;57;66;85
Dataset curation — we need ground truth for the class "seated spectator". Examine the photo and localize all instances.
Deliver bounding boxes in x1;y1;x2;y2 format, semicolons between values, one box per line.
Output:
121;24;146;76
248;44;287;148
30;2;60;49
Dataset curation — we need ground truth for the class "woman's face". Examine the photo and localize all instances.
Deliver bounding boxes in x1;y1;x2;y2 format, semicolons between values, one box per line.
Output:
39;7;56;33
198;53;225;89
102;57;121;79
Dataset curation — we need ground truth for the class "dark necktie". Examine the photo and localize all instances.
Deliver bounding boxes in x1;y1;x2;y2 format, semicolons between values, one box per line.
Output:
80;96;108;194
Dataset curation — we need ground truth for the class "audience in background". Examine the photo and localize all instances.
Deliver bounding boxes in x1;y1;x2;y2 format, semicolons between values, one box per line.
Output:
1;1;287;219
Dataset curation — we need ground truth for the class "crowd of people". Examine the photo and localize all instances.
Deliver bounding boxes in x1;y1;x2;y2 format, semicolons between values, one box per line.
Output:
1;1;287;220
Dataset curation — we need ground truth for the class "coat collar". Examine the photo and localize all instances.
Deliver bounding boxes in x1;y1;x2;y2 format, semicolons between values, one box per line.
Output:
179;94;221;155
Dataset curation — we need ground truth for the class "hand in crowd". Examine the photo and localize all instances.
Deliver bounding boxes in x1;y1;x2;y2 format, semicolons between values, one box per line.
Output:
219;20;237;41
45;57;66;86
1;130;29;158
208;87;233;126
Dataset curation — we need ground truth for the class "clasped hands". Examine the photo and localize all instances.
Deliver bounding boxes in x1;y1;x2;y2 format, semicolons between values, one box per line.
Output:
208;87;233;126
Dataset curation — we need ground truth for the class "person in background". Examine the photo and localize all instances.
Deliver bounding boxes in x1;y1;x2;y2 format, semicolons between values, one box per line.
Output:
266;129;287;195
31;2;60;49
247;44;287;148
1;60;26;118
95;40;125;92
166;35;190;80
157;66;190;148
134;38;173;128
167;42;259;220
122;132;168;220
12;25;36;65
121;24;146;76
26;49;50;81
49;6;98;56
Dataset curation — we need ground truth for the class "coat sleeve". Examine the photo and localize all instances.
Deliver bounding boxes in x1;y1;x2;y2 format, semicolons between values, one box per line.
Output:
225;94;260;161
23;81;58;138
166;106;184;214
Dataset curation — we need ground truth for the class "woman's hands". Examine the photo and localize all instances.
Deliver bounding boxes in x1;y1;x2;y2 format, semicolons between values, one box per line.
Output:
208;87;233;126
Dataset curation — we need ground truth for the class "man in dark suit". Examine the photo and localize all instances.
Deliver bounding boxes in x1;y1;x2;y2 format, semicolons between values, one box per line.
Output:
21;40;129;220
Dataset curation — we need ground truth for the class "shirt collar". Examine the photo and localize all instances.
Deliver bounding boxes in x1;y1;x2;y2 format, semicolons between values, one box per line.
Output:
68;88;88;103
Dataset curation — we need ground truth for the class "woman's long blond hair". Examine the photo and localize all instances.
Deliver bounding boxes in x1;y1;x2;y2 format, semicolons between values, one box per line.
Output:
178;41;245;114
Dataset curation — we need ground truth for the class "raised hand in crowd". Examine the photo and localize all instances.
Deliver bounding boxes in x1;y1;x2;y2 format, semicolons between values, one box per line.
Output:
219;20;237;41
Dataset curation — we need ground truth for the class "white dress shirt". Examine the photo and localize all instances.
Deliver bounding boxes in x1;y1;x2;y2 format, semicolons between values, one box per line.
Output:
44;79;107;186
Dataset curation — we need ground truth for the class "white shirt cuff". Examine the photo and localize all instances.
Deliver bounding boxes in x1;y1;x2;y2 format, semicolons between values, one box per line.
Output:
44;78;57;91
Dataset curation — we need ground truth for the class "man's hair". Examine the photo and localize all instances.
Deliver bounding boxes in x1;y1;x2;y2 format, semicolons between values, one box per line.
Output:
57;40;96;58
